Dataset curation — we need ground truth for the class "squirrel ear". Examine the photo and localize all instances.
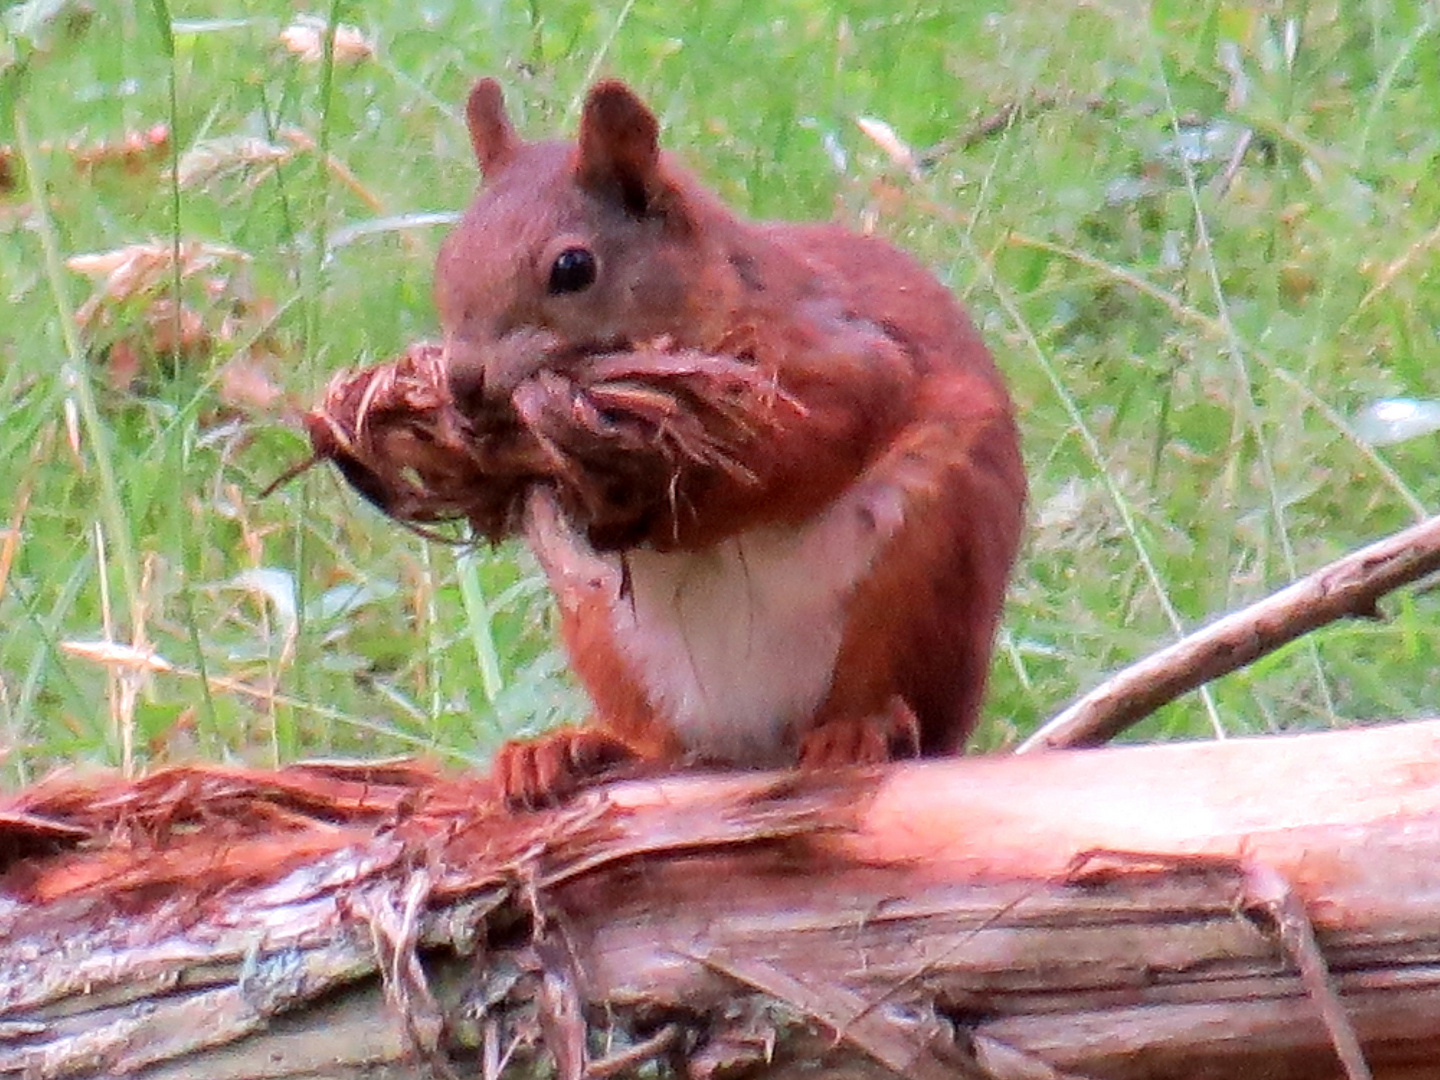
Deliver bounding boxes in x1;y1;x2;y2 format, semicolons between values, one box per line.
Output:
466;78;518;176
576;80;664;216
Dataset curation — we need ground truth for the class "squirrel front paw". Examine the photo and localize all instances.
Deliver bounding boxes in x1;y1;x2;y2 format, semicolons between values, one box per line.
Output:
492;728;637;810
797;697;922;769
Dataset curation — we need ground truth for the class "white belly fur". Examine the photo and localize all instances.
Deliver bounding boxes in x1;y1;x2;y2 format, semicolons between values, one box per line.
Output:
608;483;903;766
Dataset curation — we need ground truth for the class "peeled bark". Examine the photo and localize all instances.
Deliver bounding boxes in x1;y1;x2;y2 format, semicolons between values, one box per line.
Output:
5;720;1440;1079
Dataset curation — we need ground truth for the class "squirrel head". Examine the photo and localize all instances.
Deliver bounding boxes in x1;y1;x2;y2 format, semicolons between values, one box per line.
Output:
435;79;745;405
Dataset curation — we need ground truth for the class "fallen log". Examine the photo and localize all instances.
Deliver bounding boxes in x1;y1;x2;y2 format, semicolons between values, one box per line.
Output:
5;719;1440;1079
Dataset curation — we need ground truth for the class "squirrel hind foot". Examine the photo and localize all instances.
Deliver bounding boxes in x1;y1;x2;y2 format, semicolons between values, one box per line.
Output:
492;728;637;811
796;697;922;769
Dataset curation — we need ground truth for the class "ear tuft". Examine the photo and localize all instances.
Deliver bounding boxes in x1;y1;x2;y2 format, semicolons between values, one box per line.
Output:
576;80;663;215
466;78;518;176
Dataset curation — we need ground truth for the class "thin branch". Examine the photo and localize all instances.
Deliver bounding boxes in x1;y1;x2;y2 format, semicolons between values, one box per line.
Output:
1242;861;1373;1080
584;1024;683;1080
1017;514;1440;753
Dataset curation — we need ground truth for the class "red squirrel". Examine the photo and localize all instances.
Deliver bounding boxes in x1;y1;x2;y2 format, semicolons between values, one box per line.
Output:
433;79;1026;806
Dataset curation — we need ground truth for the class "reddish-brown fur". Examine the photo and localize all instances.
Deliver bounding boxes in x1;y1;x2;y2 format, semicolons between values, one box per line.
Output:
435;79;1026;806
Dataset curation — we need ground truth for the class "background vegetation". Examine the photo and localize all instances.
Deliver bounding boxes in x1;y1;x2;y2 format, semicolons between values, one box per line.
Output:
2;0;1437;784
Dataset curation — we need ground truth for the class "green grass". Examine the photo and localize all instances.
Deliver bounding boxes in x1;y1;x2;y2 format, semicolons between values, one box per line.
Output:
2;0;1438;783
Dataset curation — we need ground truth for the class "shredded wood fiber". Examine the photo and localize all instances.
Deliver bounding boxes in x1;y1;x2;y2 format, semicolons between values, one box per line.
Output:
283;341;787;546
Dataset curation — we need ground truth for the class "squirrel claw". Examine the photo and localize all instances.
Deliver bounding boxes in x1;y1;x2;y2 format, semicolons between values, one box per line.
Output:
492;728;637;810
797;698;922;769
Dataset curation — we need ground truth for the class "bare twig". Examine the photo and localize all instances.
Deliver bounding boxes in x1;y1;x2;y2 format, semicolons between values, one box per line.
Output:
920;92;1110;164
1209;126;1254;200
584;1024;683;1079
1017;514;1440;753
1243;861;1373;1080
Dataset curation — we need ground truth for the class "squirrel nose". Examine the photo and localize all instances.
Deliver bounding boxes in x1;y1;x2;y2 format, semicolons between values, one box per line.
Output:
445;327;563;414
444;332;490;414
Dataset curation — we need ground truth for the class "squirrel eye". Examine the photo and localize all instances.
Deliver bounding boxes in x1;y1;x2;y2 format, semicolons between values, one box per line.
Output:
548;247;598;295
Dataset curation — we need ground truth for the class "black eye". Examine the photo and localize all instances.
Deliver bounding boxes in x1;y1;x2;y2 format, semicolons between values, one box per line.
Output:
548;247;597;295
